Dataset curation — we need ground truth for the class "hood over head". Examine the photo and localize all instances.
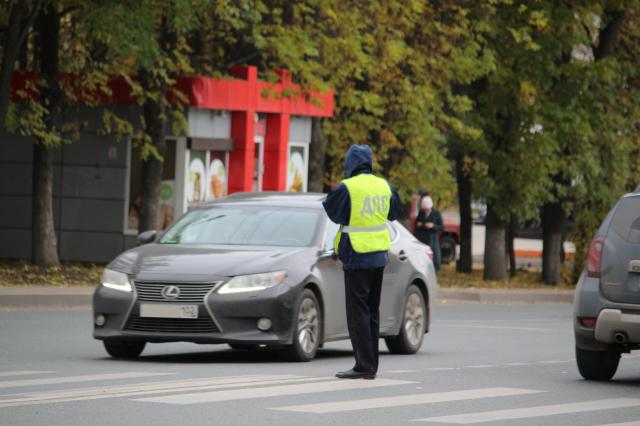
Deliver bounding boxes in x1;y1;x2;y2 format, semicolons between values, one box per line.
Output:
344;144;373;178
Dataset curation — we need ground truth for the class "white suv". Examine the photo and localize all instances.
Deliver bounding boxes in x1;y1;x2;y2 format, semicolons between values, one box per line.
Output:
574;192;640;380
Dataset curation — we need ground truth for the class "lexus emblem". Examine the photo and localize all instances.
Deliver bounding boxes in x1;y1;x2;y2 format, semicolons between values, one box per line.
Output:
161;285;180;299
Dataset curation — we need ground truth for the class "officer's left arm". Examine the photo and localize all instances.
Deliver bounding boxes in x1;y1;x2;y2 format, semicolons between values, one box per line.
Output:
387;183;402;221
322;183;351;225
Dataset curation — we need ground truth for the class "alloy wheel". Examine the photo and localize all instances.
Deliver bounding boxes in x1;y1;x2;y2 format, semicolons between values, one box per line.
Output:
297;297;319;354
404;292;425;347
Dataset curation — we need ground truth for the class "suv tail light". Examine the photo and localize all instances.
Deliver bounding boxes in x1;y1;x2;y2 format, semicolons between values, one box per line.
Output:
586;236;605;278
426;248;433;260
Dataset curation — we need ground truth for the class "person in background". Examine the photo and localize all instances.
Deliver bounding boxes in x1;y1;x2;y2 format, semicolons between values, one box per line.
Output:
414;195;444;271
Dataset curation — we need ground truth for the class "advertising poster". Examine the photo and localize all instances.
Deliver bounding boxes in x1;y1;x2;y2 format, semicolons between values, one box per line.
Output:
207;151;227;200
158;180;175;230
187;151;207;207
287;146;306;192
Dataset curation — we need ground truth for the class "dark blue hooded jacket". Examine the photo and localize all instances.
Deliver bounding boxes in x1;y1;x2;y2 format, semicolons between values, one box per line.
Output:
322;145;402;270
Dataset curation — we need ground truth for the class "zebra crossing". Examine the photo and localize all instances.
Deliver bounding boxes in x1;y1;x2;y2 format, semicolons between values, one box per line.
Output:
1;369;639;424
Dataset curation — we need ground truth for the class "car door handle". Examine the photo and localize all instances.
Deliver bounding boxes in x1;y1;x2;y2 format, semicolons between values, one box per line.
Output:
398;250;408;262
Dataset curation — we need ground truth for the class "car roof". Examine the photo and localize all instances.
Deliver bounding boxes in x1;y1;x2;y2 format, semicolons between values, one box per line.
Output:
201;192;327;209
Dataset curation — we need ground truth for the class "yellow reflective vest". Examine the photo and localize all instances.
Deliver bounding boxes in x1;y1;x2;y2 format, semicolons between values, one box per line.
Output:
334;173;392;254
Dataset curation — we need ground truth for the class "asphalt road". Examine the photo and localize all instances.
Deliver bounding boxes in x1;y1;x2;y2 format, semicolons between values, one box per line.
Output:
1;304;639;426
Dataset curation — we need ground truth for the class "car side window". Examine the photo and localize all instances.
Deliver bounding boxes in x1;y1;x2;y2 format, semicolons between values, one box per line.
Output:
323;220;340;252
610;196;640;243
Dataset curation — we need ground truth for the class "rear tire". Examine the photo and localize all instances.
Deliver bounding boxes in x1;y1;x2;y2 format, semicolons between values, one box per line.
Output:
576;346;620;381
385;285;426;354
439;235;456;264
103;340;146;359
284;289;321;362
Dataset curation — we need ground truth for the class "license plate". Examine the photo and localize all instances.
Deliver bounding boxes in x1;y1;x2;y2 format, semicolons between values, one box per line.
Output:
139;304;198;319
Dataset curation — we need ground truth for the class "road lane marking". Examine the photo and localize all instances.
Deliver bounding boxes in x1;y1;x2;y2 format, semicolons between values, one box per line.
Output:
0;372;173;389
0;371;53;378
134;378;415;405
271;387;544;413
598;422;640;426
0;375;312;408
385;370;417;374
414;398;640;423
437;324;562;332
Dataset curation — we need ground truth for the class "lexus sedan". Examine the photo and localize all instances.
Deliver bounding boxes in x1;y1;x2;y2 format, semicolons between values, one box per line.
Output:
93;192;437;361
574;191;640;380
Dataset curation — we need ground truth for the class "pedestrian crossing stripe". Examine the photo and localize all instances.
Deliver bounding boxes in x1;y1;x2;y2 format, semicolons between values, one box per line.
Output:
0;371;54;378
0;375;309;408
133;378;416;405
414;398;640;424
0;372;173;389
271;387;544;413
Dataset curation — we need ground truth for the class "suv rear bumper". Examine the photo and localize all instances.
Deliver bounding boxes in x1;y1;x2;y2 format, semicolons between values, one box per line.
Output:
594;309;640;344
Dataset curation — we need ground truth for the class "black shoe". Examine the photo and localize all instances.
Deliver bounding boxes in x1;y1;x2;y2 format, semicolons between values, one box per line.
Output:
335;368;376;380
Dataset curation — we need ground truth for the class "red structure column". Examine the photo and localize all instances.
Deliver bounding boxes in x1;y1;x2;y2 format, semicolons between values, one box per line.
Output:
228;66;257;194
262;113;290;191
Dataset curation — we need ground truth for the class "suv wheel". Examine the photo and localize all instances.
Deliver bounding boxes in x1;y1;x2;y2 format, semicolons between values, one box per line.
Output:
284;289;321;362
439;235;456;264
103;340;146;359
385;285;426;354
576;346;620;381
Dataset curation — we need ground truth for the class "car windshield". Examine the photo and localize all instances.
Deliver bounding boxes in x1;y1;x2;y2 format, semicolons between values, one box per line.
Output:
159;205;321;247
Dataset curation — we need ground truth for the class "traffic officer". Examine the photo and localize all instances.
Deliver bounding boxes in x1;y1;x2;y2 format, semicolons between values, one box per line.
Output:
322;144;401;379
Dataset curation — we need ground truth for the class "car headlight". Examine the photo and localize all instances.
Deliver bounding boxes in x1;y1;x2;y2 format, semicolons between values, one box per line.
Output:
217;271;287;294
101;269;132;292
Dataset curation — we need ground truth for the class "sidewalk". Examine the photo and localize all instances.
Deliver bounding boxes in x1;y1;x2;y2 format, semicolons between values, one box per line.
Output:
0;285;574;309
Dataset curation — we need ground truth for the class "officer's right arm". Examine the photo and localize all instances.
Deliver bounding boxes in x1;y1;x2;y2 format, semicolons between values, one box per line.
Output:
322;183;350;225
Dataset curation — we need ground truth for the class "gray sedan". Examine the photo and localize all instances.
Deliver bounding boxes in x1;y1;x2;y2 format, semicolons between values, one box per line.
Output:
93;192;437;361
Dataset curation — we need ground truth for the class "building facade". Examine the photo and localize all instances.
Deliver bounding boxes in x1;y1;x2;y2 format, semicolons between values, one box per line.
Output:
0;66;333;262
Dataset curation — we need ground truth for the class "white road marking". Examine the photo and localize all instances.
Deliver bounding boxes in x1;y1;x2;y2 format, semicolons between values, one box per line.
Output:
0;372;173;389
271;387;544;414
134;378;415;405
0;371;53;378
598;422;640;426
385;370;417;374
437;324;561;332
0;375;311;408
414;398;640;424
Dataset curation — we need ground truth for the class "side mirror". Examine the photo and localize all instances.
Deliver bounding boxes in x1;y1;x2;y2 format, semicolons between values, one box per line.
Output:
318;249;337;260
137;230;157;245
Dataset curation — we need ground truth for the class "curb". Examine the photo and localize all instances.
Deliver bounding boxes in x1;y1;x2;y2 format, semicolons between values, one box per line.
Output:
0;286;574;308
437;288;574;304
0;286;94;309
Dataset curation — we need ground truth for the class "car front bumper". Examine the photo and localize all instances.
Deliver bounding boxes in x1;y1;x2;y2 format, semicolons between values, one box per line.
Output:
92;282;298;346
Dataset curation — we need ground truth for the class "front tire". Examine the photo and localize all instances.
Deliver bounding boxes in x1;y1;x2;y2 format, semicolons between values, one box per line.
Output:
576;346;620;381
440;235;456;264
385;285;426;354
284;289;321;362
103;340;146;359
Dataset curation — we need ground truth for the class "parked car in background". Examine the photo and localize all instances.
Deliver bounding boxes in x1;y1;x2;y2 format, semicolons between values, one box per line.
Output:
93;193;438;362
573;191;640;380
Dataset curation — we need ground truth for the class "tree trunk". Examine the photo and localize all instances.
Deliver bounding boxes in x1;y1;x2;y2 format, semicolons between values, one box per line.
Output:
483;205;507;280
138;75;167;233
31;3;61;266
308;117;325;193
542;202;565;285
32;143;59;265
455;153;472;272
507;217;516;277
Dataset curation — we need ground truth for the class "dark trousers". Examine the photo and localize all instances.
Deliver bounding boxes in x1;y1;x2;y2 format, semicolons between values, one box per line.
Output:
344;267;384;374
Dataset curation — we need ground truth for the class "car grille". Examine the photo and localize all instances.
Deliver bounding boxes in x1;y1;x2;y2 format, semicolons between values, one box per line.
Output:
133;281;218;302
124;314;220;334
